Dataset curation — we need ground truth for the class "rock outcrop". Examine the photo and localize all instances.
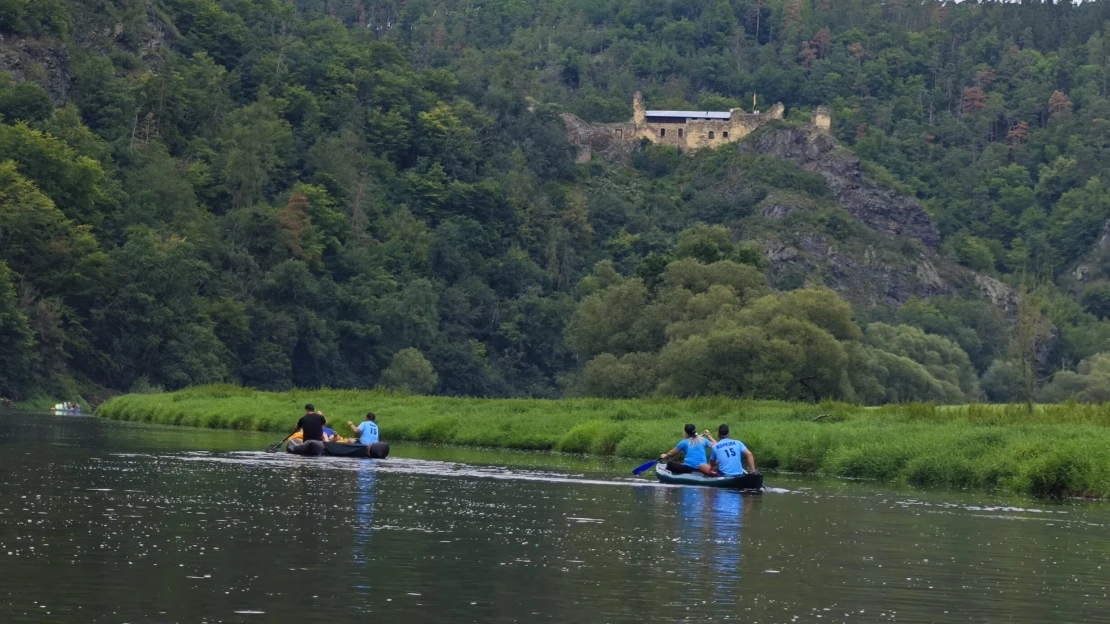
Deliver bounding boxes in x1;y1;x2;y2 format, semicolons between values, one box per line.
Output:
0;35;71;104
737;127;941;249
1069;218;1110;286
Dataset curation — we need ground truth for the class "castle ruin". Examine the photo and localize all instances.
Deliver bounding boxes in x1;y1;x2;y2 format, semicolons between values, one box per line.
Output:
563;92;831;163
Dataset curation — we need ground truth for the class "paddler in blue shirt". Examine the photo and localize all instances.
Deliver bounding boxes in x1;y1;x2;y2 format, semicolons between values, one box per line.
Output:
347;412;379;445
708;424;756;476
659;424;715;476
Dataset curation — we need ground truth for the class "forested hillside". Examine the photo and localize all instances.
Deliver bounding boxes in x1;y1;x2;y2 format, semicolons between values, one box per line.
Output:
4;0;1110;405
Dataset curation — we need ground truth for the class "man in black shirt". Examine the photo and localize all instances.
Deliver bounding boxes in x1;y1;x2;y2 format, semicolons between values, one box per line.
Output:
295;403;328;441
288;403;328;456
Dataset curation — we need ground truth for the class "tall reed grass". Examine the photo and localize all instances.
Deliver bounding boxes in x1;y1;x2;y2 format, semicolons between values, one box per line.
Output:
97;386;1110;499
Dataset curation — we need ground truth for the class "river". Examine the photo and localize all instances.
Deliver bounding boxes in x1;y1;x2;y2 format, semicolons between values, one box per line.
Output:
2;411;1109;623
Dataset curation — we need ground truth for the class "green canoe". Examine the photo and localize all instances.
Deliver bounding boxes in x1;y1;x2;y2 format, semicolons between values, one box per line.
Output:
655;463;763;490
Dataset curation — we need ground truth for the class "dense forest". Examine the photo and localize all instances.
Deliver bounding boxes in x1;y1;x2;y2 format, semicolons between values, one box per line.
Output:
4;0;1110;405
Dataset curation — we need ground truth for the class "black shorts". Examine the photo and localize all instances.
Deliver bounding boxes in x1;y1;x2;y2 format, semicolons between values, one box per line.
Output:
666;461;696;474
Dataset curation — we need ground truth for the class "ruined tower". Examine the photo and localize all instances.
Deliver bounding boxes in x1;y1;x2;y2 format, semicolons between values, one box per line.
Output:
814;106;832;132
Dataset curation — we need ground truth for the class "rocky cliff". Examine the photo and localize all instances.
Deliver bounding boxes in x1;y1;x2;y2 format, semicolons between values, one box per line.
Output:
0;35;70;104
684;125;971;307
737;126;941;250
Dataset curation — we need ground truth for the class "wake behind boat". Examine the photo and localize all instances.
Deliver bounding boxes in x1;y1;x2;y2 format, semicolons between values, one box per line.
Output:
654;463;763;491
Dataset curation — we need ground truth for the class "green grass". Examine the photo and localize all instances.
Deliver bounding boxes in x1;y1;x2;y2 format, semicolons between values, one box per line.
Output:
96;386;1110;499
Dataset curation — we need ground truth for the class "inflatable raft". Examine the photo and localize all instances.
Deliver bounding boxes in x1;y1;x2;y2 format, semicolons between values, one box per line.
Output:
286;440;389;459
655;463;763;490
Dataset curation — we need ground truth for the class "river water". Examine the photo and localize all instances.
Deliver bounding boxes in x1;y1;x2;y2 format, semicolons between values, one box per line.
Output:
2;412;1110;623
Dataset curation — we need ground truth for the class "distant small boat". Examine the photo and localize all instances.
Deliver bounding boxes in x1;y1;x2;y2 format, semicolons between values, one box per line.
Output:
51;403;82;414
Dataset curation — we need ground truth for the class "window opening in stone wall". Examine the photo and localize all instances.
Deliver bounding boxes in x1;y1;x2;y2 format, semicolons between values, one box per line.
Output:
709;131;715;139
616;129;622;138
678;128;683;137
723;131;729;139
660;128;665;137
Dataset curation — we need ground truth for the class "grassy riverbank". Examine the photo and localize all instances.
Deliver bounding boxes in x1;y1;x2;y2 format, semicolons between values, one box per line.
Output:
97;385;1110;499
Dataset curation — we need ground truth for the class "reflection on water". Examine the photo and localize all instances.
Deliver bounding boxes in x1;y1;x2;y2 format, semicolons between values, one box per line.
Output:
353;466;376;567
709;490;745;605
3;412;1110;623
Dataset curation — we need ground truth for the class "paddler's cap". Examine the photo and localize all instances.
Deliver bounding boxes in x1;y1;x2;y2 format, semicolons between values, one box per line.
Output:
305;403;315;411
684;423;696;437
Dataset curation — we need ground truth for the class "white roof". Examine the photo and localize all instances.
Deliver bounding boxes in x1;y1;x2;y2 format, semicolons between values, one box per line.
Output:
645;110;731;120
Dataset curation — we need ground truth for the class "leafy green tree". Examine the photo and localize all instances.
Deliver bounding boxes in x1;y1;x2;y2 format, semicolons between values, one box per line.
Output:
0;261;35;399
1081;282;1110;320
381;348;439;395
980;360;1022;403
1040;353;1110;404
70;55;133;138
853;346;964;405
863;323;980;402
657;289;857;400
0;160;107;299
0;75;52;123
91;228;229;390
0;0;28;32
221;95;294;208
660;258;768;301
0;123;106;222
895;297;1007;374
570;353;659;398
675;223;733;264
566;277;656;358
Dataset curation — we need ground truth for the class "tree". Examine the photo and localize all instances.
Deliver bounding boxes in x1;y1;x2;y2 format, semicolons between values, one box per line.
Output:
0;261;35;399
1081;283;1110;320
571;353;658;398
1048;90;1073;120
566;277;655;358
862;323;980;402
980;359;1021;403
854;346;963;405
962;87;987;115
222;95;293;208
381;348;439;394
656;289;858;400
1040;353;1110;404
0;123;106;223
0;75;52;123
675;223;733;264
0;160;107;298
1011;273;1052;412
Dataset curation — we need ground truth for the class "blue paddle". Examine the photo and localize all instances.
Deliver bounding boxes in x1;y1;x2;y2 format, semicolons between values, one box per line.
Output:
632;459;659;476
